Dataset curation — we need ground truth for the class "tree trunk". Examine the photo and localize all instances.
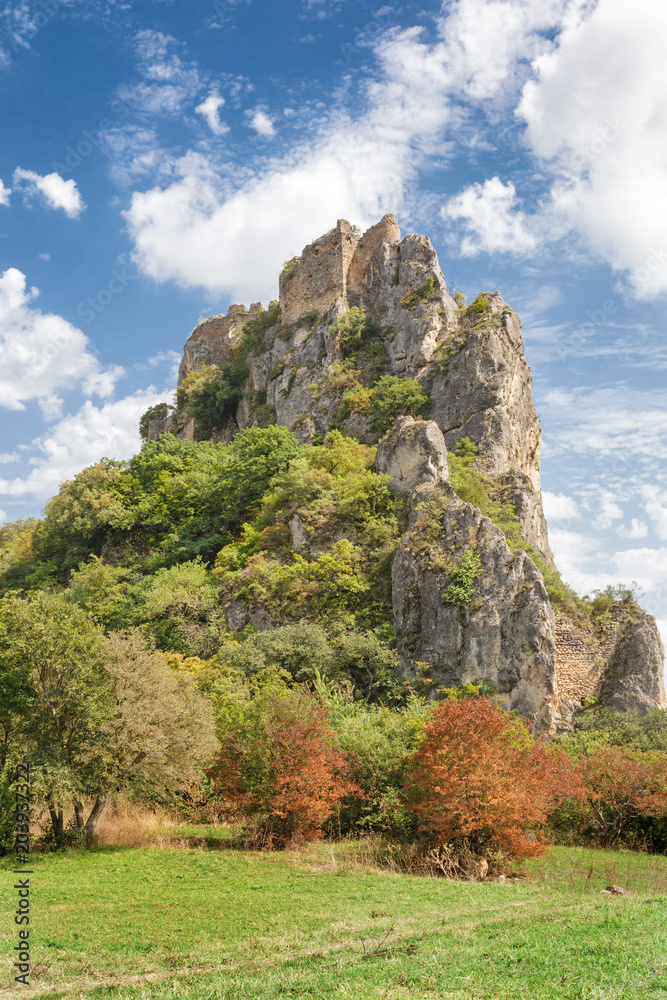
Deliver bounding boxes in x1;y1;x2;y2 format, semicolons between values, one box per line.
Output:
73;797;85;831
82;794;108;845
47;795;64;843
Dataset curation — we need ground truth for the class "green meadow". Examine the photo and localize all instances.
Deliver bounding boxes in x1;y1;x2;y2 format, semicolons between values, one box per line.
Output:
2;842;667;1000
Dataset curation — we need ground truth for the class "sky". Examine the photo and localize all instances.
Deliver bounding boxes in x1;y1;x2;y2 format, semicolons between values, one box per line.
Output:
1;0;667;642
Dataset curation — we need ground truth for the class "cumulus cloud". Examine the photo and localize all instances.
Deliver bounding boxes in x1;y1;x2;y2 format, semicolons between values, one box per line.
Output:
0;388;172;506
542;491;580;525
617;519;649;540
120;1;600;300
0;267;122;411
248;111;276;137
12;168;85;218
442;177;537;255
518;0;667;297
196;92;228;135
124;25;459;299
0;178;10;206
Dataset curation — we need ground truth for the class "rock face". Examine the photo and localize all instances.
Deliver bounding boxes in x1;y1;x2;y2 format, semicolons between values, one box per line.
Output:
392;480;559;728
375;416;448;493
149;216;665;727
598;609;666;715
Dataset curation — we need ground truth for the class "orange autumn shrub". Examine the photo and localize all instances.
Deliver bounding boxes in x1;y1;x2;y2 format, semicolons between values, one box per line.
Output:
402;697;578;859
579;744;667;848
208;678;361;842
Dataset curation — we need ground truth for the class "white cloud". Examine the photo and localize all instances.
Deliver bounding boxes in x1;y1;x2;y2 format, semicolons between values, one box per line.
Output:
118;29;203;119
12;168;85;218
518;0;667;298
612;547;667;594
442;177;537;255
617;518;649;540
541;386;667;463
0;267;122;411
542;490;580;525
0;388;172;505
249;111;276;138
38;252;50;262
196;92;228;136
124;25;458;299
0;178;10;206
641;486;667;541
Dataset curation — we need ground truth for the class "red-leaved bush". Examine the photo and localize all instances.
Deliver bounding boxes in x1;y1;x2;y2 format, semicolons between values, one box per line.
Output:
402;697;578;859
208;681;360;842
579;744;667;848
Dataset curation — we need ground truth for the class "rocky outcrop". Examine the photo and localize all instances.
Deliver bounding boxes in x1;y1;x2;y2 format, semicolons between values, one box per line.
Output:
167;216;550;558
177;303;265;386
392;481;559;729
598;609;666;715
375;416;448;493
147;216;665;726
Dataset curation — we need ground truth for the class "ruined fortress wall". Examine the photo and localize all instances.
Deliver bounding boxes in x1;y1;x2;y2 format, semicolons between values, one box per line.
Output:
347;214;401;300
279;220;357;324
279;216;402;323
554;607;627;704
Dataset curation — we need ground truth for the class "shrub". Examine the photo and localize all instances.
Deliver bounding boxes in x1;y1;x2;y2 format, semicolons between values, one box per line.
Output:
208;674;360;841
177;363;247;439
453;436;479;460
402;697;577;859
281;258;299;280
400;275;435;308
465;293;490;318
370;376;430;436
442;549;482;606
578;745;667;848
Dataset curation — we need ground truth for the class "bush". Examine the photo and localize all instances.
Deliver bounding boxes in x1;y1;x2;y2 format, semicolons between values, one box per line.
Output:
402;697;577;860
465;293;490;318
370;376;430;436
442;549;482;606
177;363;247;440
400;276;435;308
208;673;360;842
578;745;667;848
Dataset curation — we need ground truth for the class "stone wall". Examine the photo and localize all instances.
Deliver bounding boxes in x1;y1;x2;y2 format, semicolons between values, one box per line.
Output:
279;215;402;323
347;214;401;302
279;221;355;324
554;606;640;706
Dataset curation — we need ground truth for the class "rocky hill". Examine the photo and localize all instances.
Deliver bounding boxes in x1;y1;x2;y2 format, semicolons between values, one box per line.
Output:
144;216;665;729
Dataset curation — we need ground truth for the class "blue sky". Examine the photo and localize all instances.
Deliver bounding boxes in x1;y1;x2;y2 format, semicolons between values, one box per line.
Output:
1;0;667;641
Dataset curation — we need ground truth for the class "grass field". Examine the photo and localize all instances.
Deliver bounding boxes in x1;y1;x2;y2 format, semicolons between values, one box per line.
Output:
2;839;667;1000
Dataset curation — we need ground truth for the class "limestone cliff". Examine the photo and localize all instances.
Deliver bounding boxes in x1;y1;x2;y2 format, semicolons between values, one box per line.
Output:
147;216;665;727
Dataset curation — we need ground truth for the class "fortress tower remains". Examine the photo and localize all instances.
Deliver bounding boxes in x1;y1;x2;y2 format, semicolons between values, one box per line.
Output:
279;215;401;323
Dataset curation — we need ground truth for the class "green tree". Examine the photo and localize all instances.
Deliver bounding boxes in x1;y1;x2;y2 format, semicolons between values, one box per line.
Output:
370;376;430;435
0;593;217;845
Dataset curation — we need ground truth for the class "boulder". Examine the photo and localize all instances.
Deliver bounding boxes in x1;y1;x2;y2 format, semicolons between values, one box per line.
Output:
375;416;448;493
